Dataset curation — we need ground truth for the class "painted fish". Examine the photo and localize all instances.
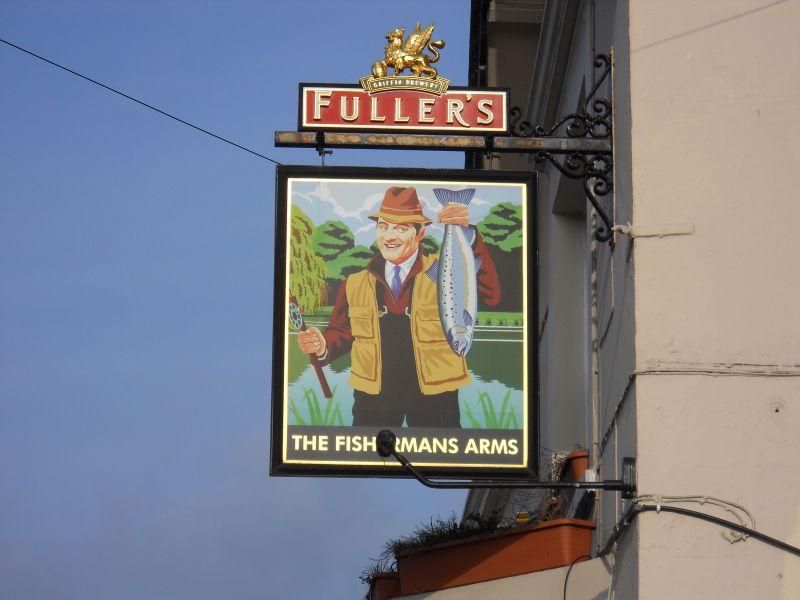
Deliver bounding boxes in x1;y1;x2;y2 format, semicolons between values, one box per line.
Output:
431;188;479;356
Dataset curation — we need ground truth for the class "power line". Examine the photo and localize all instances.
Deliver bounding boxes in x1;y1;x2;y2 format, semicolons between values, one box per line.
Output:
635;504;800;558
599;502;800;558
0;37;282;166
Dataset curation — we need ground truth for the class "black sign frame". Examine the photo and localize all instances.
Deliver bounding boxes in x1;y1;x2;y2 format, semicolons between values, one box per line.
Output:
270;165;538;479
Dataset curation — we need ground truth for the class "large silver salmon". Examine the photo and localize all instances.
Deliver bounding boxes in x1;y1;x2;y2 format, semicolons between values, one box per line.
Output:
431;188;479;356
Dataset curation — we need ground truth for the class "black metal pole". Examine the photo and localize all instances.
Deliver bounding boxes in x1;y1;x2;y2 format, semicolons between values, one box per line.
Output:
376;429;636;498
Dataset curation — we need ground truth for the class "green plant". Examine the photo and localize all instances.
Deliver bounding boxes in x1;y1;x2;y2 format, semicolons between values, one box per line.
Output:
288;386;344;426
462;390;519;429
358;556;397;586
388;512;508;555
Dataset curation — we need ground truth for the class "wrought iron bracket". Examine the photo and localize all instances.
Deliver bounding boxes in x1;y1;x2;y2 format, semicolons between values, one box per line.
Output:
376;429;637;499
508;53;615;243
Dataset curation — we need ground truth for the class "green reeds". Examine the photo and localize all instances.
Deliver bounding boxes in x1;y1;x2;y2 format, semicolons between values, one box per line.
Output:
462;389;520;429
288;386;344;426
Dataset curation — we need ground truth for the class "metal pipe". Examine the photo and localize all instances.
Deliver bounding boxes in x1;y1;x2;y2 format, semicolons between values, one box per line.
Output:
376;429;636;497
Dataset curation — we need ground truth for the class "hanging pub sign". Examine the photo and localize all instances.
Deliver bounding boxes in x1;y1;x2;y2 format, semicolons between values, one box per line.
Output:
297;23;509;135
270;166;538;478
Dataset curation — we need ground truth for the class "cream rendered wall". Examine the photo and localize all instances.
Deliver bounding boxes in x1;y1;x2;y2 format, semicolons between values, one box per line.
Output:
464;1;799;597
628;1;800;598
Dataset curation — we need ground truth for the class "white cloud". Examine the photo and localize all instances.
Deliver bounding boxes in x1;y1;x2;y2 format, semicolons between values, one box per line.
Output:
291;191;315;205
354;223;375;236
302;184;384;222
419;193;442;215
426;223;445;237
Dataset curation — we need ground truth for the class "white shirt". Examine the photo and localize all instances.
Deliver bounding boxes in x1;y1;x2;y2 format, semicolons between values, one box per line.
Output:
385;250;419;287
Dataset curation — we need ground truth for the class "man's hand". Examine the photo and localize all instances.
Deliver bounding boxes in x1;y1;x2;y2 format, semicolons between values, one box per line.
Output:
438;202;470;227
297;326;326;357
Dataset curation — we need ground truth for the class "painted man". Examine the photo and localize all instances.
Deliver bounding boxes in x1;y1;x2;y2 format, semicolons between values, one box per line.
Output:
297;187;500;427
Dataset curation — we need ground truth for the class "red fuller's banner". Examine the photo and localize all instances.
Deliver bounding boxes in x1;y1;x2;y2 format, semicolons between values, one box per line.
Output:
299;85;509;135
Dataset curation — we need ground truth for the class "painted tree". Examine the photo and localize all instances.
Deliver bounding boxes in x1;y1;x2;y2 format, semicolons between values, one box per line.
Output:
476;202;523;312
329;245;373;281
477;202;522;252
421;235;440;256
311;220;355;271
290;208;327;312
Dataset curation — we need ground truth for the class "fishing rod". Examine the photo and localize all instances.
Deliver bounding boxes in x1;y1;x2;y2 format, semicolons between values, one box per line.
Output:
288;295;333;399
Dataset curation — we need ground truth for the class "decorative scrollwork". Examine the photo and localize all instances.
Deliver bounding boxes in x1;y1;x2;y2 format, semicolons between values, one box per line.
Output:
510;54;612;140
506;53;615;243
509;106;533;137
534;151;614;242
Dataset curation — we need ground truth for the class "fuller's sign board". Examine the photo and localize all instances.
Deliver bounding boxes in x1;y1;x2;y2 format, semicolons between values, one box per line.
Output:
296;22;508;135
299;85;509;134
270;166;538;478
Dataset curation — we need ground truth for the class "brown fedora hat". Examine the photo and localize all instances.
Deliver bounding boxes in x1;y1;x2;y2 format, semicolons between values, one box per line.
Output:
368;187;432;225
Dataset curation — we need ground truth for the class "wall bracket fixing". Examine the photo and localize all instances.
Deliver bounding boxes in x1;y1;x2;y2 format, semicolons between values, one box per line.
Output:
508;54;614;243
376;429;637;499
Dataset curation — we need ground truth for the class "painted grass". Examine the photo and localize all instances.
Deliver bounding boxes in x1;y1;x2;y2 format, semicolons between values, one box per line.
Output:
304;307;523;326
475;312;524;327
288;386;344;426
462;389;520;429
303;305;333;319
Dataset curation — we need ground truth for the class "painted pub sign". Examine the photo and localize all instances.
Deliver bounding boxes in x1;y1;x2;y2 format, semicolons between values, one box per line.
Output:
298;23;509;135
270;23;536;478
270;167;537;478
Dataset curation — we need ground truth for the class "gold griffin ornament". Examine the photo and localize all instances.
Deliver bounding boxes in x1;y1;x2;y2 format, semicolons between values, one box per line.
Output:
373;23;444;78
360;23;450;95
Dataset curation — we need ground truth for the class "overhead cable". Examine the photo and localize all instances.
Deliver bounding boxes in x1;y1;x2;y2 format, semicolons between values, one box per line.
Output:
599;502;800;558
634;504;800;557
0;37;282;166
635;495;756;544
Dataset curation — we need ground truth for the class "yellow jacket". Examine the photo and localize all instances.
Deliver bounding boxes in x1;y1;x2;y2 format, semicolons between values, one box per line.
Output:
345;254;471;395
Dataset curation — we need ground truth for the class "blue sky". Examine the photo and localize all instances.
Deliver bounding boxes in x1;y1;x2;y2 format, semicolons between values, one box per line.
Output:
0;1;472;597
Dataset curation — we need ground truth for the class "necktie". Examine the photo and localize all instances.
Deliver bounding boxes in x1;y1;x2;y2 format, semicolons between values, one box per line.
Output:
391;265;402;299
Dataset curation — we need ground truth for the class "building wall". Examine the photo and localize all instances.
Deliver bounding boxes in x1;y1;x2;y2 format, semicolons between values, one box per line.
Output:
462;1;799;597
628;0;800;597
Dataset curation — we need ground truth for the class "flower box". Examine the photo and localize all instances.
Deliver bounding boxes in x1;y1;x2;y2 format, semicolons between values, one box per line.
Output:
369;573;400;600
395;518;595;595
